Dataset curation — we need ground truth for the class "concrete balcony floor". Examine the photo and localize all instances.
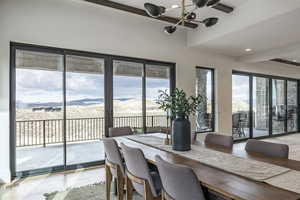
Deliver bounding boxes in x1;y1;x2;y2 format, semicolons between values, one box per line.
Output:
16;140;105;172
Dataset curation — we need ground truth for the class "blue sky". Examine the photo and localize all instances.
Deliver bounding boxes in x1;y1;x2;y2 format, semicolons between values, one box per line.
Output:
16;69;169;103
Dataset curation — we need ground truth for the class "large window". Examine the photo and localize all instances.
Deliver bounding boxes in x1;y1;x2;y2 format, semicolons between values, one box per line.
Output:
195;67;214;132
232;74;250;139
11;42;175;178
232;71;299;140
253;77;270;138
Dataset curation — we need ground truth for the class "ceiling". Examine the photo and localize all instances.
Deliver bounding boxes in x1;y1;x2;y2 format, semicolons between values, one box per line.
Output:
105;0;300;65
186;0;300;63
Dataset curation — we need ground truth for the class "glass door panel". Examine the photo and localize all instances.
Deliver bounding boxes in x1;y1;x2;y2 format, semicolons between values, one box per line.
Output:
113;60;143;132
15;50;64;172
253;77;270;138
272;79;286;135
232;75;250;140
196;68;214;132
145;64;170;132
287;81;298;132
66;55;105;165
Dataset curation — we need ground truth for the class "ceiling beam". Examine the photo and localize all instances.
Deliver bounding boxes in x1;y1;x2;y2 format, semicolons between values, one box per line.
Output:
83;0;198;29
238;42;300;63
271;58;300;67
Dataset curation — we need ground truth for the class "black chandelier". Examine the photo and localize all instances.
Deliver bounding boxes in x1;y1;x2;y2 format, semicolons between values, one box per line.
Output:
144;0;220;34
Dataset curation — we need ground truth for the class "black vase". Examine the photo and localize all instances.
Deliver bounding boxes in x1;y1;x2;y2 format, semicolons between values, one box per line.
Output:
172;114;191;151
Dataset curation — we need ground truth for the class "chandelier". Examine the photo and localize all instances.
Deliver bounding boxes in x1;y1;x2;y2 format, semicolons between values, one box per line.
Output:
144;0;220;34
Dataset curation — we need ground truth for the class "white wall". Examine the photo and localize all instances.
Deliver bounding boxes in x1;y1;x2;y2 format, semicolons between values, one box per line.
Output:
1;0;300;183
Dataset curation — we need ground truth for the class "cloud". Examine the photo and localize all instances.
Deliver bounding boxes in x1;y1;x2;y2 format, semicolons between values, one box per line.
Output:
16;69;170;103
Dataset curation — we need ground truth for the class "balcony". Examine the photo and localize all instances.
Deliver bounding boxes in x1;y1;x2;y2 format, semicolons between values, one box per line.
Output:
16;115;169;172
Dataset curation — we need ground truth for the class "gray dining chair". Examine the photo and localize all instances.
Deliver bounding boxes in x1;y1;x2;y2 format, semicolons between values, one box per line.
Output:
102;138;125;200
120;143;162;200
245;139;289;159
204;133;233;149
109;126;133;137
155;155;206;200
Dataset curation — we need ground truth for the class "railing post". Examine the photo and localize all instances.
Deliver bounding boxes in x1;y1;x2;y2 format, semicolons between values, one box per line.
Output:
152;116;154;127
43;120;46;147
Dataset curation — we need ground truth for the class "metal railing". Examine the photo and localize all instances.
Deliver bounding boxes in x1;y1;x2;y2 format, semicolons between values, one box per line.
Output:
16;115;169;147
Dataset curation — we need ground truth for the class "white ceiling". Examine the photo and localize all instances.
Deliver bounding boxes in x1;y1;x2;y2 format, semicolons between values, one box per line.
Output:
114;0;300;64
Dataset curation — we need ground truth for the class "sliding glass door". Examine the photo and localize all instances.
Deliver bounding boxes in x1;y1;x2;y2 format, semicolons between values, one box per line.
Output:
113;60;143;132
15;50;64;174
253;77;270;138
11;43;175;178
195;67;215;132
232;71;299;140
145;64;171;131
232;74;250;139
66;55;105;165
272;79;286;135
287;81;298;132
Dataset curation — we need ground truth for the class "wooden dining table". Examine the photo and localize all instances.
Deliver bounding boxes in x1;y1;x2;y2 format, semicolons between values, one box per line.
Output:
114;134;300;200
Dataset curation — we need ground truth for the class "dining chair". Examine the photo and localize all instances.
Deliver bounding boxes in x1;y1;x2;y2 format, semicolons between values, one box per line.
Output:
120;143;162;200
155;155;206;200
102;138;125;200
204;133;233;149
245;139;289;159
109;126;133;137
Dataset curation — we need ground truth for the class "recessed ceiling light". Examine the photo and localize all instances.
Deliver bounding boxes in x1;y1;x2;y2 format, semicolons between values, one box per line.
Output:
245;48;252;52
171;4;179;8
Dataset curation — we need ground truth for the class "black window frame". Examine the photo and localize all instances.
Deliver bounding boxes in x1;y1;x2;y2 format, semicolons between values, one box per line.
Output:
195;66;215;133
10;42;176;179
232;70;299;141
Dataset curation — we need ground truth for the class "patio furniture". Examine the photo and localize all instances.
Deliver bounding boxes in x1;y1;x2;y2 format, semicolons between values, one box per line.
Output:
155;155;206;200
245;139;289;159
232;112;247;138
205;133;233;149
120;143;162;200
103;138;126;200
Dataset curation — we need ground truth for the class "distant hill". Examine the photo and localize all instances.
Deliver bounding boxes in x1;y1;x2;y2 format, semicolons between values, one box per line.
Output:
17;97;133;108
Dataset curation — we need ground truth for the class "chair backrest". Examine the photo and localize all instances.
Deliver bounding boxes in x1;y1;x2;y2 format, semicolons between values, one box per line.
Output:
109;127;133;137
102;138;125;177
120;143;159;197
205;133;233;149
245;139;289;159
155;155;205;200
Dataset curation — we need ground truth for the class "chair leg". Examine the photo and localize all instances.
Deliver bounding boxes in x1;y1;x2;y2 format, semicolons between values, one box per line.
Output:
105;165;112;200
117;177;124;200
126;176;133;200
144;180;154;200
114;178;118;195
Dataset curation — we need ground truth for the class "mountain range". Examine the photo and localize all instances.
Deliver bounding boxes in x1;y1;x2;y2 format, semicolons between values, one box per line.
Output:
17;98;133;108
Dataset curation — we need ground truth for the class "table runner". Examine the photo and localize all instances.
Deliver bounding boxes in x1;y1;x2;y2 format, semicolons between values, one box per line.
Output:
126;135;300;194
126;135;290;181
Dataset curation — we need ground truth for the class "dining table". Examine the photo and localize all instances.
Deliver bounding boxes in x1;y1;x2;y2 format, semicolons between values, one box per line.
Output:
113;133;300;200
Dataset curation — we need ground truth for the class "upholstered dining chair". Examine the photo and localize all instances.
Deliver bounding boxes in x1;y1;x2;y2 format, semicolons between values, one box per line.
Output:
155;155;206;200
108;126;133;137
245;139;289;159
204;133;234;149
102;138;125;200
120;143;162;200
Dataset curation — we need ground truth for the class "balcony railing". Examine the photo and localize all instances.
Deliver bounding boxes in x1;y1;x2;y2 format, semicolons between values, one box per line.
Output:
16;115;169;147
